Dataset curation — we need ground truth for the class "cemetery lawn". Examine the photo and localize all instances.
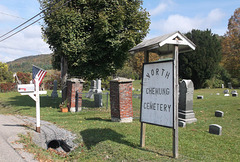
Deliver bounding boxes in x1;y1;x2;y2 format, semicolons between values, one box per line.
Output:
0;88;239;161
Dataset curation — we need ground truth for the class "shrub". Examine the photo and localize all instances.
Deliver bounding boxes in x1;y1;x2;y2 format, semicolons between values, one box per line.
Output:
0;83;17;92
204;77;224;88
17;72;31;84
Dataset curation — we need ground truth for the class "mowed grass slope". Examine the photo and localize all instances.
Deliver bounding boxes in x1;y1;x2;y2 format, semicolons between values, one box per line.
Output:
0;87;239;161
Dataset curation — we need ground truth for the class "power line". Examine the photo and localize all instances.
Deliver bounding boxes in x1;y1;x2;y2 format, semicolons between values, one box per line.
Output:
0;12;26;20
0;0;59;40
0;45;44;53
0;0;72;42
0;11;44;39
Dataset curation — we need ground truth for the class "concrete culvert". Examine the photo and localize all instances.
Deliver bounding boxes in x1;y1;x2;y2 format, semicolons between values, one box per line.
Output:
59;140;72;152
47;140;72;152
47;140;60;149
19;116;78;153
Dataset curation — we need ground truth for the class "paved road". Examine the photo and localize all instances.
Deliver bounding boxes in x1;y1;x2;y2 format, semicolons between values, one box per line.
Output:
0;114;36;162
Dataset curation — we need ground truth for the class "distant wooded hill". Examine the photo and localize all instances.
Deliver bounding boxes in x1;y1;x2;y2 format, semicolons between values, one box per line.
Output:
7;54;53;72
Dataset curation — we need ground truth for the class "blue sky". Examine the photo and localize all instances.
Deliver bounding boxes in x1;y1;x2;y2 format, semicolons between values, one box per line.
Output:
0;0;239;62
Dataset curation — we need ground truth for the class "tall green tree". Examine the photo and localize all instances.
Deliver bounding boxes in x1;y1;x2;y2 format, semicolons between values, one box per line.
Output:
179;29;222;89
39;0;150;80
221;8;240;81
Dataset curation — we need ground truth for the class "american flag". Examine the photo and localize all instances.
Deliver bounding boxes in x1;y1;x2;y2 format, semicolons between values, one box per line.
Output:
32;65;47;85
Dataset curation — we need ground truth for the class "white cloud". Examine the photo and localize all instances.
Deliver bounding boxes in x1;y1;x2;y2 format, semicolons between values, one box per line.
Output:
149;8;226;36
149;0;173;16
150;14;200;34
205;8;225;26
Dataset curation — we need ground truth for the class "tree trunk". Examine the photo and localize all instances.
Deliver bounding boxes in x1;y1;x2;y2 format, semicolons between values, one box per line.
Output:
61;56;68;102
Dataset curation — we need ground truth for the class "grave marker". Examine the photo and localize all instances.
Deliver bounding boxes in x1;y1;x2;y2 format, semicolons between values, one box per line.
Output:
231;90;238;97
209;124;222;135
178;80;197;123
223;89;229;94
215;110;224;117
51;80;58;98
96;79;102;93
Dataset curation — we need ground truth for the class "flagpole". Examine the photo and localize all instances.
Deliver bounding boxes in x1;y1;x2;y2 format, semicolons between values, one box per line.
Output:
35;76;40;133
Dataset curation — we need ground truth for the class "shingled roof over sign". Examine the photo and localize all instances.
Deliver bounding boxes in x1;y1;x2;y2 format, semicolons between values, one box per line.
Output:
129;31;196;55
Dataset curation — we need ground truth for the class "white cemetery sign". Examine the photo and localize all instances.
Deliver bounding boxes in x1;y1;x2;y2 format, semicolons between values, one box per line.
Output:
130;31;196;158
141;60;173;127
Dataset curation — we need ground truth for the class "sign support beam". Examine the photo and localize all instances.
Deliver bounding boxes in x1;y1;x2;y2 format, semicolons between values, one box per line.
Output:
140;50;149;147
173;44;179;158
140;122;146;147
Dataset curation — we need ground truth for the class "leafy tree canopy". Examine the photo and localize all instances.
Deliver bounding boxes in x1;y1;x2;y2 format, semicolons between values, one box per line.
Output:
131;51;160;79
221;8;240;80
39;0;150;80
179;29;222;89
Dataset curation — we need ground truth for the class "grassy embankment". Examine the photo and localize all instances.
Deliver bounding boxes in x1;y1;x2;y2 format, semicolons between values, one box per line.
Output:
0;80;239;161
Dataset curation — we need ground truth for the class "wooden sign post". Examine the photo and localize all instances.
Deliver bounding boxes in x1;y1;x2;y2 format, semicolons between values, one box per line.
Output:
173;44;179;158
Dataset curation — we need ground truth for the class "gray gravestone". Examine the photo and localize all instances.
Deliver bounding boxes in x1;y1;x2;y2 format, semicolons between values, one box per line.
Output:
215;110;224;117
178;121;186;128
86;80;97;98
94;93;102;107
209;124;222;135
179;80;197;124
92;80;97;90
232;93;238;97
228;82;232;89
223;89;229;94
197;95;204;99
231;90;238;97
51;80;58;98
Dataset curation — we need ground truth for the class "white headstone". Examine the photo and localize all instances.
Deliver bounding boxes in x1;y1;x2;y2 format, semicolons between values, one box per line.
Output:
95;79;102;93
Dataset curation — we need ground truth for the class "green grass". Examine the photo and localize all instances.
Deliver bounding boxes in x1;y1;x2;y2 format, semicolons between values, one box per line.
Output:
0;87;239;161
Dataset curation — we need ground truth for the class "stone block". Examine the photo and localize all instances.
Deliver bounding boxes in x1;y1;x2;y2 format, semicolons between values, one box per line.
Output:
178;121;186;127
215;110;224;117
223;89;229;94
197;95;204;99
232;93;238;97
209;124;222;135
